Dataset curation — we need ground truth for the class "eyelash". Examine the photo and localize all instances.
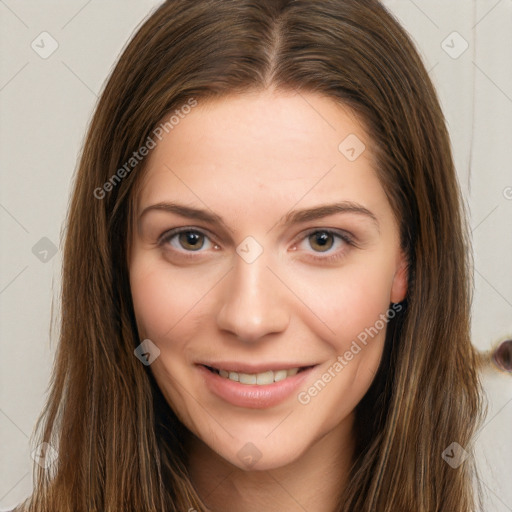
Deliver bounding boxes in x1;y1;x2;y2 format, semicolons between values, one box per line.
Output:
157;227;356;263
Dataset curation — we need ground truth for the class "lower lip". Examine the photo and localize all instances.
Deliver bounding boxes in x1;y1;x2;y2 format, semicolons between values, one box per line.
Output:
197;365;316;409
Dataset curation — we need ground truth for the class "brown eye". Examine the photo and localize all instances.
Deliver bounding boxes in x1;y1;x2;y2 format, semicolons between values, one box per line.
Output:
308;231;334;252
159;228;218;255
178;231;205;251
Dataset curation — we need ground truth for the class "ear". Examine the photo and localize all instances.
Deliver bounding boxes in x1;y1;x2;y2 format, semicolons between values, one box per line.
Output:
390;250;408;303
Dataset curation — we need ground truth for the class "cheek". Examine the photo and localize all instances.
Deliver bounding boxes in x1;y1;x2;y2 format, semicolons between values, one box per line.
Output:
292;265;393;426
287;260;395;352
129;257;216;340
129;258;214;415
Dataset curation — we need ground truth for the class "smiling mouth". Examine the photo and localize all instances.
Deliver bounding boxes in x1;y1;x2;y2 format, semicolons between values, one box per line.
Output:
203;365;314;385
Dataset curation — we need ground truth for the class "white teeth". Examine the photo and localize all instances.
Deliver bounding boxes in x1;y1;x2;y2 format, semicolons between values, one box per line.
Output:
256;371;274;385
239;373;257;384
215;367;302;385
274;369;288;382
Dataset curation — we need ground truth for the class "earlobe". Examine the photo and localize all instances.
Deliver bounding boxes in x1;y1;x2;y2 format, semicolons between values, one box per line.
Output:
390;250;408;303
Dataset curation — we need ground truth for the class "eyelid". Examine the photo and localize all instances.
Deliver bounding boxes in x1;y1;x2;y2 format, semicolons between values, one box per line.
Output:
157;226;357;263
289;228;357;264
157;226;219;249
292;227;356;246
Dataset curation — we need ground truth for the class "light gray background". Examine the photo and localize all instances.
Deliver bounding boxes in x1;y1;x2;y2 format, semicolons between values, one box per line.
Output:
1;0;511;510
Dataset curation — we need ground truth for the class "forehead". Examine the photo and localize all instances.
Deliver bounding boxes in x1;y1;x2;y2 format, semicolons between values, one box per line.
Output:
135;90;386;221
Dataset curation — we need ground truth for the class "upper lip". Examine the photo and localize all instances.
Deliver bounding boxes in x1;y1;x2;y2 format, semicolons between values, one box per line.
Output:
198;362;317;373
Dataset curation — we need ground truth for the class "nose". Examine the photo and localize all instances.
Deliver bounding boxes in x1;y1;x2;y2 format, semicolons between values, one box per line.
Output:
215;251;290;343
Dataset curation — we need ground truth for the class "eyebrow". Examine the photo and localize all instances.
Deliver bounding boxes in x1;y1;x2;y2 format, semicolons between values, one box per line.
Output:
138;201;379;231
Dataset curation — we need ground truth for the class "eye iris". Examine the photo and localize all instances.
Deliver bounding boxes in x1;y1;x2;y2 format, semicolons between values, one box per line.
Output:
179;231;204;250
309;231;333;252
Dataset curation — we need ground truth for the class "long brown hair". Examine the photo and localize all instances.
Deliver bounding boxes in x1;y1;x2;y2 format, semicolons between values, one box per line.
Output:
18;0;483;510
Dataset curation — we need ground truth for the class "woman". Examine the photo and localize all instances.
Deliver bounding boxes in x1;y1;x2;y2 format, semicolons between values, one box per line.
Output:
17;0;483;510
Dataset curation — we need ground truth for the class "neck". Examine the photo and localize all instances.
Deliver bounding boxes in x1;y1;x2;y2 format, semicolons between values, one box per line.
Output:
186;414;355;512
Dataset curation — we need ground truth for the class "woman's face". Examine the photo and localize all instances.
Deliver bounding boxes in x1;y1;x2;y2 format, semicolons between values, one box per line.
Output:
129;90;407;471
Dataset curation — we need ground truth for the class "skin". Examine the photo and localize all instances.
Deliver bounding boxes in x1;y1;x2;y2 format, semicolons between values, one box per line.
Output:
128;89;407;512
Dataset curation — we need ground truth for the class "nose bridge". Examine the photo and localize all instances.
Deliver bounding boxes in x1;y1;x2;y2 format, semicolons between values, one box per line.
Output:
216;247;290;342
